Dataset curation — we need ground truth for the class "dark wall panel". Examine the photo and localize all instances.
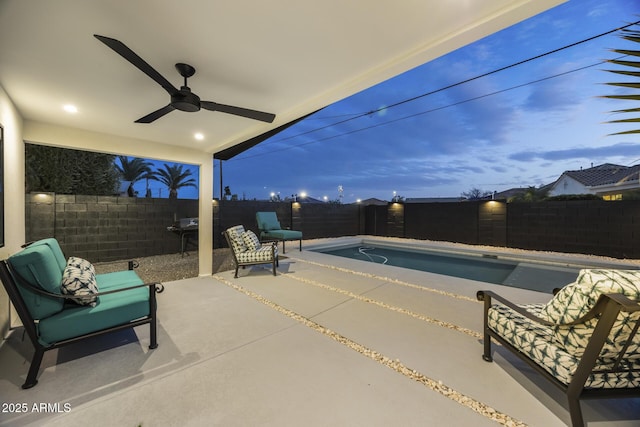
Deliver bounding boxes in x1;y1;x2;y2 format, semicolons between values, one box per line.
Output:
404;202;479;244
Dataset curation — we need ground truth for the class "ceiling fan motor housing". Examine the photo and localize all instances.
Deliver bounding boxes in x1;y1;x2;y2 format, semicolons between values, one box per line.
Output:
172;88;201;112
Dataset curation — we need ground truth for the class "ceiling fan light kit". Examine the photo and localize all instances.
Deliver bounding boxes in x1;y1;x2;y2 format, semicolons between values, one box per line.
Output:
94;34;276;124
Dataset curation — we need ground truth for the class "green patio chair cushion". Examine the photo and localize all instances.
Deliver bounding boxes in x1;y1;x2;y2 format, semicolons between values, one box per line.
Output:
38;270;149;346
261;229;302;241
8;241;66;319
28;238;67;272
256;212;281;231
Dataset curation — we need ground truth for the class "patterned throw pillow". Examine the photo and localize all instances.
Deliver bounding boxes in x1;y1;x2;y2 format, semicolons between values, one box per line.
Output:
242;230;262;251
540;269;640;357
227;226;247;253
67;256;96;275
61;257;99;306
542;269;640;324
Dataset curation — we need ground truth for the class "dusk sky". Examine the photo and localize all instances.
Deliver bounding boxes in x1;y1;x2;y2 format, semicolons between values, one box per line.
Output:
138;0;640;202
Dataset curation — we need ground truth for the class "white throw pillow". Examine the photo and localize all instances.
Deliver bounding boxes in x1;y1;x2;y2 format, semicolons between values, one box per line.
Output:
60;257;99;306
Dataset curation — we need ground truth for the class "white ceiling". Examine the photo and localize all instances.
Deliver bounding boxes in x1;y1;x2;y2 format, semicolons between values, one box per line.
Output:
0;0;564;157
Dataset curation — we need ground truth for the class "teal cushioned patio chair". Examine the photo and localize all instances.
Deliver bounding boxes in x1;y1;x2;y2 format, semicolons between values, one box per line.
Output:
256;211;302;253
0;238;163;389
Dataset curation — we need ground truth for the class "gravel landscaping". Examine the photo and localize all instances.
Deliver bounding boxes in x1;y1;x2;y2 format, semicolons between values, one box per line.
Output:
94;248;235;283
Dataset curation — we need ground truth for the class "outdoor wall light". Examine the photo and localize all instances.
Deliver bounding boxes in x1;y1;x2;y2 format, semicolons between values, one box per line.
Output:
32;193;54;204
63;104;78;114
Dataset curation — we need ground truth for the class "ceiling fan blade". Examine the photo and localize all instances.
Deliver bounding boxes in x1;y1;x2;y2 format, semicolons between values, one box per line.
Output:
94;34;179;96
201;101;275;123
135;104;176;123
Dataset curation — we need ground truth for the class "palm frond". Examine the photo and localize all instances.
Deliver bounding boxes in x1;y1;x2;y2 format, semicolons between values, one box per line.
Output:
603;82;640;89
608;129;640;136
602;94;640;101
607;59;640;69
608;117;640;124
610;49;640;58
602;69;640;78
610;107;640;113
603;23;640;134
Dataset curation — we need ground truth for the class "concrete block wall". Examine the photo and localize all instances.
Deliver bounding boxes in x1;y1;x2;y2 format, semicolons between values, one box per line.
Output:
26;193;198;262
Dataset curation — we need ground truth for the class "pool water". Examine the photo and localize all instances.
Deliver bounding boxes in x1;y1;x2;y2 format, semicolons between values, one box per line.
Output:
317;245;581;293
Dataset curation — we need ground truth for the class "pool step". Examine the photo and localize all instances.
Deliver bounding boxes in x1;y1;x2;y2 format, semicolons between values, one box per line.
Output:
502;263;579;293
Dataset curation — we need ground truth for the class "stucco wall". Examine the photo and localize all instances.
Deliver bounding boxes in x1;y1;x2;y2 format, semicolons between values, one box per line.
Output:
0;84;25;339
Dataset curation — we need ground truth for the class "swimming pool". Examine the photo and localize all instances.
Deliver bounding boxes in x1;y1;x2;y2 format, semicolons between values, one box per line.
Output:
313;243;601;293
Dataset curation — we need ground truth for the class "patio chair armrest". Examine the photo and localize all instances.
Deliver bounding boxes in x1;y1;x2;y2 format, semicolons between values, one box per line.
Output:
14;277;164;300
478;290;640;328
477;290;557;326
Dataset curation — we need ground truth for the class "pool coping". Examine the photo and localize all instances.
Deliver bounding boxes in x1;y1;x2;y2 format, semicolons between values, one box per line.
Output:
303;235;640;271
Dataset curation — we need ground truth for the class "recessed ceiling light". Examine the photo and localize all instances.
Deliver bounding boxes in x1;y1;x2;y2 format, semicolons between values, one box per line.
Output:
194;132;204;140
63;104;78;114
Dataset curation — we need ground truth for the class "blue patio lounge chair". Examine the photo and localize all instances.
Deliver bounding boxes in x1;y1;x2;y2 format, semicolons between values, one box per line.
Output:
256;211;302;253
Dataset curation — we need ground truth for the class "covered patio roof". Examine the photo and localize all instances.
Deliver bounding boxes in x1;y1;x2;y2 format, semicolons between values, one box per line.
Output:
0;0;565;276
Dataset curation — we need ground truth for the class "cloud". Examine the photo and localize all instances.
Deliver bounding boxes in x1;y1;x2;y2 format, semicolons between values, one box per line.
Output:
509;142;640;162
524;78;580;112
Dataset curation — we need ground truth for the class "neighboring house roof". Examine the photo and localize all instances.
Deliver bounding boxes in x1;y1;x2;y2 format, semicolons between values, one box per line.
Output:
357;198;388;205
563;163;640;187
549;163;640;196
405;197;465;203
297;196;325;204
492;188;528;199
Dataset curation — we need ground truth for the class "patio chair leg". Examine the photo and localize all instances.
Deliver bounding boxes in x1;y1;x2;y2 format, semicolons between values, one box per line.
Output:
234;265;239;278
282;240;286;254
482;336;493;362
272;260;277;276
568;395;585;427
480;294;493;362
148;285;159;349
23;347;45;389
299;239;302;251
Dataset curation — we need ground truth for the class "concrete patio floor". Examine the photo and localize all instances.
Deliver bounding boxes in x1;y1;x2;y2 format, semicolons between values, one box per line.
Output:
1;238;640;426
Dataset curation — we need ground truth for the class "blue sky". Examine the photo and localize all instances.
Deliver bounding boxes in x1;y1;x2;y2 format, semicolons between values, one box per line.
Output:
138;0;640;202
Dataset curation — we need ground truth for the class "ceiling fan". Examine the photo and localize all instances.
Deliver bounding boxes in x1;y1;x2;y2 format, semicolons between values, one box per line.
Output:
94;35;276;124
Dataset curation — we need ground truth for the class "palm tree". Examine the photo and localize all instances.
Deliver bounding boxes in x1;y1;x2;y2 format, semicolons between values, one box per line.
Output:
603;26;640;135
155;163;197;199
115;156;156;196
